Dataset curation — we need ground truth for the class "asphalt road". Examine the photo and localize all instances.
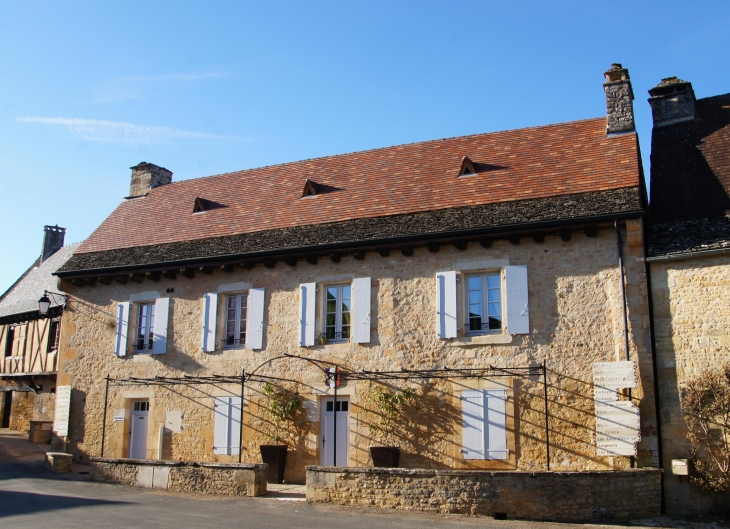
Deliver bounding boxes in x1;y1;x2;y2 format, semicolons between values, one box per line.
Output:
0;432;717;529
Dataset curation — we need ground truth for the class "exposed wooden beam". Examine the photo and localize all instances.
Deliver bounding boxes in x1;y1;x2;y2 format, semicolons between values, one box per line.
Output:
263;258;276;269
181;268;196;279
200;266;213;275
330;252;341;263
130;273;144;283
454;239;467;251
147;271;161;281
163;270;177;280
284;256;297;267
221;264;234;273
585;224;598;238
353;251;365;261
378;247;390;257
400;245;413;257
560;228;572;242
427;242;440;253
305;254;318;265
115;275;128;284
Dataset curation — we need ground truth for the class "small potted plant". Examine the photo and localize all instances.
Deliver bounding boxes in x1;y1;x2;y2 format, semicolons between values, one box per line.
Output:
259;382;300;484
367;384;414;467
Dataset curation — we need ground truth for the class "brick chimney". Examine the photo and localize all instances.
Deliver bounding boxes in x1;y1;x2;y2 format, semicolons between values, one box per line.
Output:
648;77;696;127
603;63;635;135
41;225;65;263
128;162;173;198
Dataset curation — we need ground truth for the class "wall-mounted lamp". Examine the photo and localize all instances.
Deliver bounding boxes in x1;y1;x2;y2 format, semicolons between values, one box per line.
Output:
38;290;67;316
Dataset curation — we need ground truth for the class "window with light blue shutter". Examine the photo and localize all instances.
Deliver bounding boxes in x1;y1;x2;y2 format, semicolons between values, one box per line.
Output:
352;277;371;344
505;265;529;334
114;302;129;356
213;396;242;455
485;390;508;460
461;390;484;459
246;288;265;350
299;283;316;346
152;298;170;355
201;292;218;352
436;271;457;339
461;389;508;460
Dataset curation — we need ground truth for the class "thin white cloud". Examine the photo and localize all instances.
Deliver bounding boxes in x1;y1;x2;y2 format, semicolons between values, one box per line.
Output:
91;72;229;103
17;116;248;144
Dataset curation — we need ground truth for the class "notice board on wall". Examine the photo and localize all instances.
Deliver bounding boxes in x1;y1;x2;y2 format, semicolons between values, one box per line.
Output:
53;386;72;437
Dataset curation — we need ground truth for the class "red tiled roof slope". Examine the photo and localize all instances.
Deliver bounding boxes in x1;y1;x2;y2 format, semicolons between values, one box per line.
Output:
78;117;640;254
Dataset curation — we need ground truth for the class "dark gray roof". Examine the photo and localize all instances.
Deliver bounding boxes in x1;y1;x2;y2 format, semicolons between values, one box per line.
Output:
648;216;730;258
0;243;80;318
58;187;642;276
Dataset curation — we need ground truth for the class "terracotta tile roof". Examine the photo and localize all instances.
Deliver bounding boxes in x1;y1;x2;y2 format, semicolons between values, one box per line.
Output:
76;117;640;255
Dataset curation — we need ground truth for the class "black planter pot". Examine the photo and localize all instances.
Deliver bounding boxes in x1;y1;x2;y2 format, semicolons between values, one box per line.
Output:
370;446;400;468
260;445;288;484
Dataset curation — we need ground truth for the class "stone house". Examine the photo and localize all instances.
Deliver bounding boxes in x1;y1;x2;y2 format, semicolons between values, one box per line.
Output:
646;77;730;514
54;65;658;484
0;226;75;441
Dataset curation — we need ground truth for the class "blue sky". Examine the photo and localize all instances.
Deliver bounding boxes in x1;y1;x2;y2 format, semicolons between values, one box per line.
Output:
1;1;729;293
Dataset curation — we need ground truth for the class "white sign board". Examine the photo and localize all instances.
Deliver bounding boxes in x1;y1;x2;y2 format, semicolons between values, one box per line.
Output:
165;411;183;433
53;386;72;437
594;387;619;402
592;362;641;457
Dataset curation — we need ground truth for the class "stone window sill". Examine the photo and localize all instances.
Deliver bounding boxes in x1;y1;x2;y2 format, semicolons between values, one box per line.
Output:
450;334;513;346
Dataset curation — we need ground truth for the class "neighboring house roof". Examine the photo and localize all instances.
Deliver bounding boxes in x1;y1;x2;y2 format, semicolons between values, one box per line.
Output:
59;117;643;275
648;92;730;257
0;243;80;319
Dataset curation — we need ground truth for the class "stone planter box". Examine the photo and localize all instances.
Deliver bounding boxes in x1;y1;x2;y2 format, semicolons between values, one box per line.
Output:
90;457;267;497
29;421;53;444
306;466;662;522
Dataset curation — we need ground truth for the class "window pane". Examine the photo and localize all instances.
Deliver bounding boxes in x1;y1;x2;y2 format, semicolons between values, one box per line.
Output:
487;275;500;289
327;287;337;300
488;316;502;330
341;326;350;339
469;305;482;317
488;303;501;317
341;299;351;312
326;313;336;327
341;312;351;326
469;290;481;304
468;276;481;289
341;402;349;412
326;300;337;313
488;289;501;303
342;285;351;299
326;401;333;412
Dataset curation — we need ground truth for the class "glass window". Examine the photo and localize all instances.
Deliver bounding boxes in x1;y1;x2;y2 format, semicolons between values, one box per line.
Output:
324;284;351;342
135;302;155;352
47;319;60;353
466;273;502;334
224;294;247;347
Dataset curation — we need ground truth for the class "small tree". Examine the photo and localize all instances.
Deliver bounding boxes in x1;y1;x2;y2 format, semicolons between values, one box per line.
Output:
261;383;300;445
682;363;730;504
367;384;415;446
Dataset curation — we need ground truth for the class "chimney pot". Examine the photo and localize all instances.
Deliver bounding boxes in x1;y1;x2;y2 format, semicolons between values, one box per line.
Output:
603;63;635;135
41;225;65;263
648;77;696;127
129;162;173;198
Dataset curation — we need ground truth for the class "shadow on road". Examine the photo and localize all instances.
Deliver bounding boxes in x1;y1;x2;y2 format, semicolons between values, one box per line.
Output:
0;490;127;518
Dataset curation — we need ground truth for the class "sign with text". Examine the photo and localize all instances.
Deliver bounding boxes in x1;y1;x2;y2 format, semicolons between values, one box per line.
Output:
593;362;640;457
53;386;72;437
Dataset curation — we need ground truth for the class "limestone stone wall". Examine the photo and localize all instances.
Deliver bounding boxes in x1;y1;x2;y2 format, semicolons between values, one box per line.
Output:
306;466;662;521
90;457;267;496
650;253;730;514
58;223;657;482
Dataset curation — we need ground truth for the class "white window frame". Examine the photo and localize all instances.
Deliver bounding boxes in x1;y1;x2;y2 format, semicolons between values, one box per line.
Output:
223;293;248;349
134;301;155;353
322;283;352;344
463;270;504;336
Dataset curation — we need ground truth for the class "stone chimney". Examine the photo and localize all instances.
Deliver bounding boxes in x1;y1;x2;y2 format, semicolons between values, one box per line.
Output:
41;225;65;263
648;77;696;127
603;63;635;134
128;162;173;198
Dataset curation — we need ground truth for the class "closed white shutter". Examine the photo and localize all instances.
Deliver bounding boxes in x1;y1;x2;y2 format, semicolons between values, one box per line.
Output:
299;283;316;346
461;390;485;459
152;298;170;355
505;265;529;334
436;271;457;339
485;390;508;460
213;397;230;455
246;288;265;350
201;292;218;352
114;302;130;356
352;277;371;344
230;396;242;455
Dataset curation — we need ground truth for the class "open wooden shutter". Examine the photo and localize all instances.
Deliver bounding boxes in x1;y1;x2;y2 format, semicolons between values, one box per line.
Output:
461;390;485;459
352;277;371;344
213;397;230;455
436;271;457;339
299;283;316;346
152;298;170;355
114;302;129;356
246;288;265;350
230;396;242;455
201;292;218;352
485;390;508;460
505;265;529;334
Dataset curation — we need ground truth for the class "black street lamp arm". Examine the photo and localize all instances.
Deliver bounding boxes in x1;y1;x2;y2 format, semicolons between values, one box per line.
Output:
38;290;67;315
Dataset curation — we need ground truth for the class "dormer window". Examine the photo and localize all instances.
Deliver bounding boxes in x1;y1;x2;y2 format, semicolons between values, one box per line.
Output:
193;197;209;213
302;179;318;198
458;156;477;177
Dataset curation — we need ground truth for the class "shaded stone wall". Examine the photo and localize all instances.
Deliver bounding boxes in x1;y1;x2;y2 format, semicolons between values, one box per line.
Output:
58;223;656;483
650;253;730;514
306;466;661;521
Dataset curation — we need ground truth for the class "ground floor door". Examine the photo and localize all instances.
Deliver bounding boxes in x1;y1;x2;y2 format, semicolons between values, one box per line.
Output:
1;392;11;428
320;397;350;466
128;400;149;459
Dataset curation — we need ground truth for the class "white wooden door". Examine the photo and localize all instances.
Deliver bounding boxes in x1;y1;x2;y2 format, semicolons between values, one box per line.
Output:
129;400;149;459
320;397;350;466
